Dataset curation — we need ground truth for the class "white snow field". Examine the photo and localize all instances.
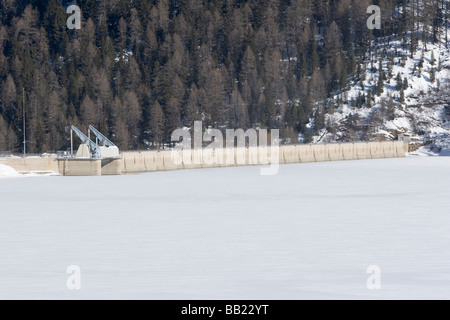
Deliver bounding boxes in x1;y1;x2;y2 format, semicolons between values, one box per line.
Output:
0;157;449;300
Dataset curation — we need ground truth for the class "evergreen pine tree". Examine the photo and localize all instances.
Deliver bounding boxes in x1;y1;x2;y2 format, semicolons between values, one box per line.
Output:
419;52;424;69
388;54;394;78
396;73;403;91
377;59;384;96
403;77;409;90
367;90;373;108
430;67;436;83
387;95;395;120
399;89;405;103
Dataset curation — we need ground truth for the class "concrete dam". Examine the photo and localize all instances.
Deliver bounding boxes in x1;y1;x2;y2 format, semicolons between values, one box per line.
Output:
1;141;409;176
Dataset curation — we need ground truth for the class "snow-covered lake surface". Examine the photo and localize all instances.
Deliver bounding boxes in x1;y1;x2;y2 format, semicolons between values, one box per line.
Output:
1;157;449;299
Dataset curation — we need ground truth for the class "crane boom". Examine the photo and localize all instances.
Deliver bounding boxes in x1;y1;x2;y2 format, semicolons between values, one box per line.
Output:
88;125;116;147
71;125;101;158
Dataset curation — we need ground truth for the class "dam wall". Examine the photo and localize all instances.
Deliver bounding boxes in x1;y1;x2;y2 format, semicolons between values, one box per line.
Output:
2;141;408;176
120;141;408;174
0;156;58;172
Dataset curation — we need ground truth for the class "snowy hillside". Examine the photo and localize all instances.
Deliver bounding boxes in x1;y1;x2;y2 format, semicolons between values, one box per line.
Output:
314;37;450;155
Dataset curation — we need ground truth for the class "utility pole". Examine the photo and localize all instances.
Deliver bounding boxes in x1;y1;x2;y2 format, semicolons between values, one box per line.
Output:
23;87;26;157
71;127;73;157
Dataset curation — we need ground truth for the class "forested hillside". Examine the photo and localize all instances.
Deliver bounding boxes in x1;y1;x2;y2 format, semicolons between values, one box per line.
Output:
0;0;448;153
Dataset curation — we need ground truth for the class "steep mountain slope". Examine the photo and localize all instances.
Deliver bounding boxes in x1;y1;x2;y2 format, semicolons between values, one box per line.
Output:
312;35;450;155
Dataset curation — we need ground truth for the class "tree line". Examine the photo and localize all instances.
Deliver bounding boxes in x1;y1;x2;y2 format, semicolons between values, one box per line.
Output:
0;0;447;153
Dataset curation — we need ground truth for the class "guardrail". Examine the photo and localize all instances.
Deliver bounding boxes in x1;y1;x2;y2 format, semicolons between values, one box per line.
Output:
0;152;56;158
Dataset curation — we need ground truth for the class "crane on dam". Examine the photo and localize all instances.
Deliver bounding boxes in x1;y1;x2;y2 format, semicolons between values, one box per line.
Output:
87;125;120;158
60;125;120;159
88;125;116;148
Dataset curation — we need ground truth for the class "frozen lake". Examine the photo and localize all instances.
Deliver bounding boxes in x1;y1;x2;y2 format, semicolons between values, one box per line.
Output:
1;157;450;299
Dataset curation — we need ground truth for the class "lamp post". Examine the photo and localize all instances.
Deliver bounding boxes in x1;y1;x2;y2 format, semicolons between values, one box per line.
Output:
23;87;26;157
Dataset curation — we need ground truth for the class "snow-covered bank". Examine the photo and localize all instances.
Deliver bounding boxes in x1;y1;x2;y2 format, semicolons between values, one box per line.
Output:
0;164;20;178
0;157;449;299
410;146;450;157
0;164;59;178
